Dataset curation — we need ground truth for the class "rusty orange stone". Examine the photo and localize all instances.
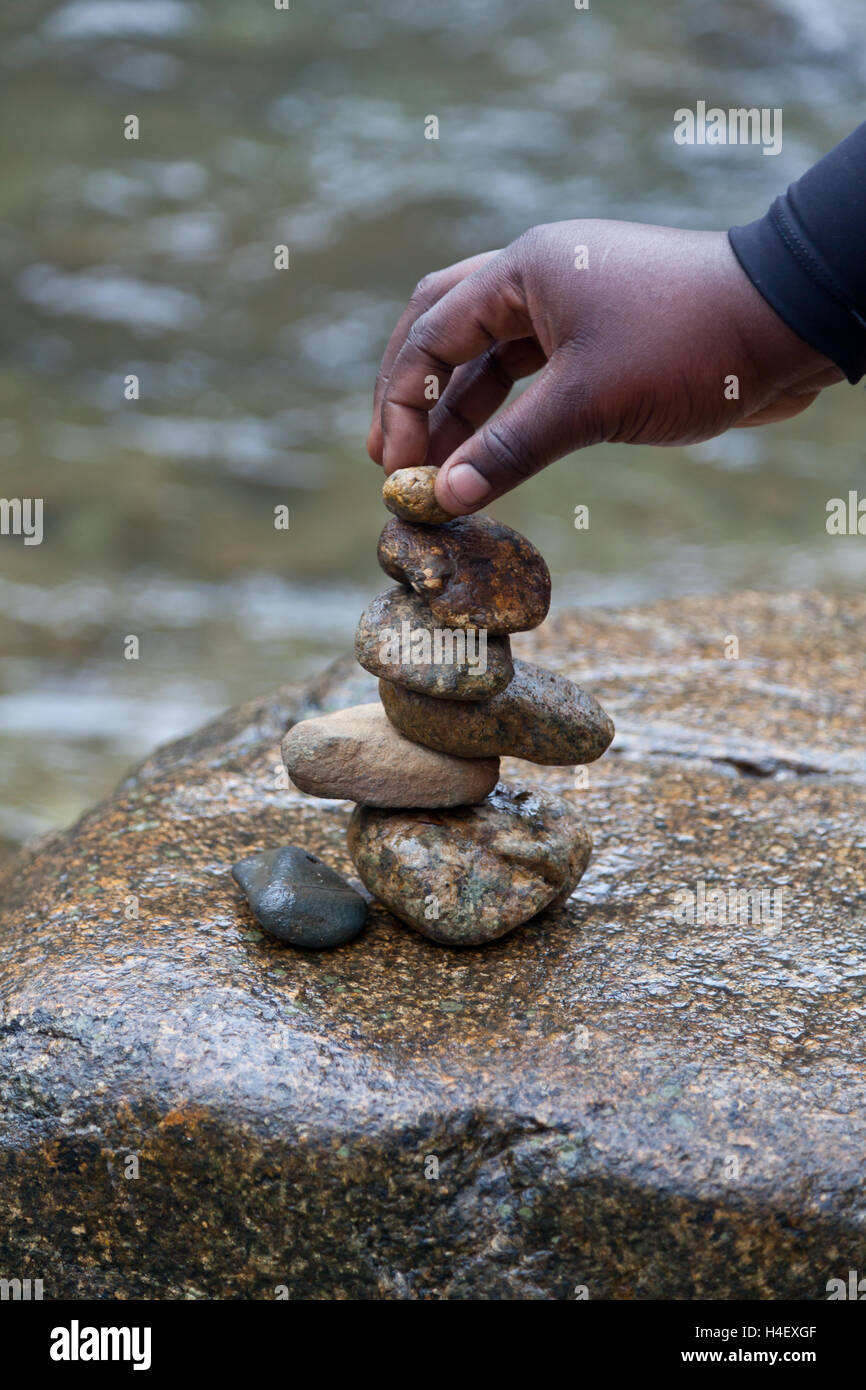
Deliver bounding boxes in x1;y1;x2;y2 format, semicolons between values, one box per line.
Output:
378;512;551;635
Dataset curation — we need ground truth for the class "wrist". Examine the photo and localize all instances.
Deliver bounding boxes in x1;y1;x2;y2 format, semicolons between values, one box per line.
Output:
722;234;844;389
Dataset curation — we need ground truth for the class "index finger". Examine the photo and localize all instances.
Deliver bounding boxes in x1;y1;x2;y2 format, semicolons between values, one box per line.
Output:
367;252;498;464
380;251;532;473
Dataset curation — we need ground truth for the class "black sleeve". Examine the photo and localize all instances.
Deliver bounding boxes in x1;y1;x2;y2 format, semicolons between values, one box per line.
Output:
728;123;866;384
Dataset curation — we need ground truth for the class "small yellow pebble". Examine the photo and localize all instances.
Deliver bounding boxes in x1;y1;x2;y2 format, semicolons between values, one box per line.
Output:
382;466;452;525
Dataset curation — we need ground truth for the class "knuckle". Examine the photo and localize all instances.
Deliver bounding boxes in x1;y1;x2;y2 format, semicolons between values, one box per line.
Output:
373;365;389;397
410;271;443;307
516;222;545;244
497;229;548;304
372;372;391;412
441;398;474;434
508;223;550;263
404;315;431;355
404;313;449;370
482;345;514;392
482;419;533;480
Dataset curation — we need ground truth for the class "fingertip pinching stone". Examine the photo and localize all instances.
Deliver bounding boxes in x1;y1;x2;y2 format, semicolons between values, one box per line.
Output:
382;466;452;525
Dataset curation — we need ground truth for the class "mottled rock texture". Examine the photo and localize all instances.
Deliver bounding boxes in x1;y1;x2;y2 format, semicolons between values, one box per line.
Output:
348;785;591;946
380;658;615;764
382;465;451;525
1;592;865;1299
378;514;551;635
282;702;499;807
232;845;367;949
356;586;513;700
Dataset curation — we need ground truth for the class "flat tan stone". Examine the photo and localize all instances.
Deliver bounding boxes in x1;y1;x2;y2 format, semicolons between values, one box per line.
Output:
282;701;499;806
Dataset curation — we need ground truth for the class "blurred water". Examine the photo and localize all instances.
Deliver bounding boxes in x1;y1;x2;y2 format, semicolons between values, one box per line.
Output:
1;0;865;853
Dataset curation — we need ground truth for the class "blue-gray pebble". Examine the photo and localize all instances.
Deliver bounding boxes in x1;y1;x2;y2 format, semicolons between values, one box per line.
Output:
232;845;367;949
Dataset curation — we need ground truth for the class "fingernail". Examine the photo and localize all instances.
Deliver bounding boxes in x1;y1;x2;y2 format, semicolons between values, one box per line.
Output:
445;461;490;505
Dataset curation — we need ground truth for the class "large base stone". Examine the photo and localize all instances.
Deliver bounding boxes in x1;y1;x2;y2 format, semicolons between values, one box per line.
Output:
0;591;864;1299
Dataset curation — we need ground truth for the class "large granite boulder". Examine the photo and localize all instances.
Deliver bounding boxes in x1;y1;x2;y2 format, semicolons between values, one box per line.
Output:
0;592;864;1300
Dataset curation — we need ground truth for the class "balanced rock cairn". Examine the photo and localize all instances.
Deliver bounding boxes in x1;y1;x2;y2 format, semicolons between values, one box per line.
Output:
275;464;615;948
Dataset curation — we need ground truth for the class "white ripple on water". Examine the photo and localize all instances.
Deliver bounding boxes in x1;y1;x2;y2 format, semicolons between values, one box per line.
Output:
17;266;203;334
0;687;223;749
35;413;331;487
0;573;366;642
67;161;208;215
99;48;183;91
44;414;328;487
42;0;199;41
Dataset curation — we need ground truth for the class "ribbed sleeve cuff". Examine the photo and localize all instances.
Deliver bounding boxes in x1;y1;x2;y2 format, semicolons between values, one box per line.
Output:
729;198;866;384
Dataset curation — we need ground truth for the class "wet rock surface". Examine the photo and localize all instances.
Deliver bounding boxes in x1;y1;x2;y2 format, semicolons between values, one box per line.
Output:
382;465;451;524
1;592;865;1299
378;513;551;634
380;658;615;764
356;586;513;700
348;784;591;946
282;702;499;807
232;845;368;949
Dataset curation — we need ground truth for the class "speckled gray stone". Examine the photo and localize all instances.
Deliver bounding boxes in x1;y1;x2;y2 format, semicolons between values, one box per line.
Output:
355;586;513;700
348;784;592;945
232;845;367;949
380;658;615;764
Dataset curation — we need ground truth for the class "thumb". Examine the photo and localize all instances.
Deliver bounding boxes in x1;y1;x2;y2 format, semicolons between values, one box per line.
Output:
434;357;601;515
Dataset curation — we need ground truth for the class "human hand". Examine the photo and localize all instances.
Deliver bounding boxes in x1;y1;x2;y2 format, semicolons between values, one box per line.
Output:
367;220;842;515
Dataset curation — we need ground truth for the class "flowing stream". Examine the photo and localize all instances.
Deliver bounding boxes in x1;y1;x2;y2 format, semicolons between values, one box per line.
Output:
1;0;864;854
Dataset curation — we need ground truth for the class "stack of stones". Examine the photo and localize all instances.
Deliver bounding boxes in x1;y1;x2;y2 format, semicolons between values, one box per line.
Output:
277;465;615;948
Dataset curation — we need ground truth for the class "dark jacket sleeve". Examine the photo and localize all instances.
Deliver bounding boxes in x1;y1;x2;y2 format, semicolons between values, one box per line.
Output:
728;123;866;383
